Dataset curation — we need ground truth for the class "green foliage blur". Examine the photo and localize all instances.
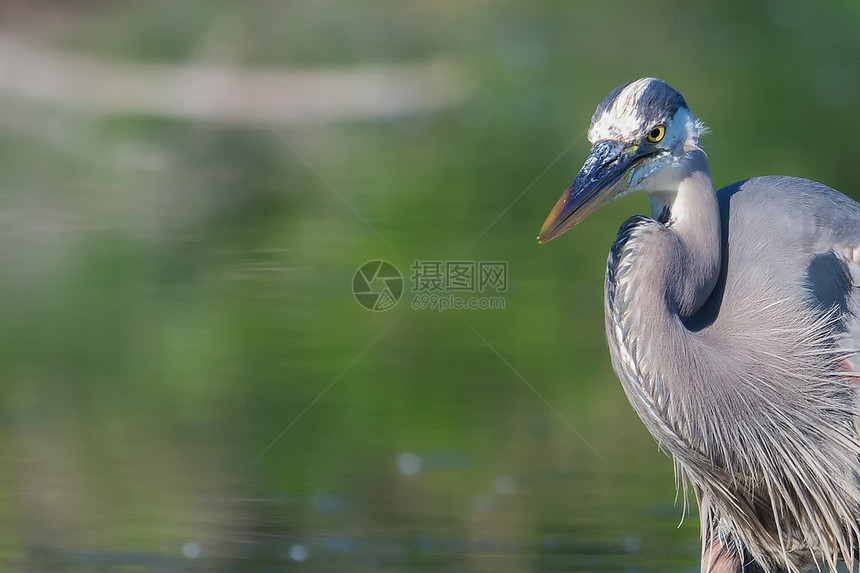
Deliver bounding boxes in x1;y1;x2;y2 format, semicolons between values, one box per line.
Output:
2;1;860;570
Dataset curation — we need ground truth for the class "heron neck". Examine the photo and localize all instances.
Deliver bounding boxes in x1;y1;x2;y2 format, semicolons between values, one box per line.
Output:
603;149;724;448
646;150;721;317
604;195;722;456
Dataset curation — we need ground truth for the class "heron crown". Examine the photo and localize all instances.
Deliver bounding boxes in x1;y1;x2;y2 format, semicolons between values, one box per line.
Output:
588;78;705;147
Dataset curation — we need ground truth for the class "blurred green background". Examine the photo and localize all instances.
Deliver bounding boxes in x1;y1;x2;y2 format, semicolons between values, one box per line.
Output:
1;1;860;571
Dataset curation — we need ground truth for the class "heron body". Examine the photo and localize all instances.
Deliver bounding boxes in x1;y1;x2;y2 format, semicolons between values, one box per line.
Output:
538;79;860;572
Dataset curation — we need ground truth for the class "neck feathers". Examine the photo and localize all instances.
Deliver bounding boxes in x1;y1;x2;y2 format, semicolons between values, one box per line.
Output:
646;150;721;317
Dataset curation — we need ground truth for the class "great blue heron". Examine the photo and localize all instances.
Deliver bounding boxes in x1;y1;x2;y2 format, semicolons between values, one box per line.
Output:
538;78;860;573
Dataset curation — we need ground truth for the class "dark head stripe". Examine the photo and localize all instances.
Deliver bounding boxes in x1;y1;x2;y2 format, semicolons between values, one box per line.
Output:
637;80;688;121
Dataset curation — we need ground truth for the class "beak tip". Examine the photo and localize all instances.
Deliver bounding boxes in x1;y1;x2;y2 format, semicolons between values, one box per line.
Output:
537;227;553;244
538;139;632;244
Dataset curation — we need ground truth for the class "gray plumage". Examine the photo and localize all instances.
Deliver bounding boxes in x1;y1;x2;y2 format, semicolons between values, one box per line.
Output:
538;78;860;572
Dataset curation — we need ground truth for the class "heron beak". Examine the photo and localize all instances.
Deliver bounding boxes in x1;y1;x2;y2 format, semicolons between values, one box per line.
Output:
537;140;639;243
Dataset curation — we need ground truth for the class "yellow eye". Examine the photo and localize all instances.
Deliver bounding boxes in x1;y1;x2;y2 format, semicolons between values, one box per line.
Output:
647;125;666;143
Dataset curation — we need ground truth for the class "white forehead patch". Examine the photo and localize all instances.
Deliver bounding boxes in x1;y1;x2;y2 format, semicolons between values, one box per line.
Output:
588;79;656;143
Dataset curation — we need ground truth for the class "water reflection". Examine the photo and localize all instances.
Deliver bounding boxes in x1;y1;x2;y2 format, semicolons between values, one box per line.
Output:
397;451;422;476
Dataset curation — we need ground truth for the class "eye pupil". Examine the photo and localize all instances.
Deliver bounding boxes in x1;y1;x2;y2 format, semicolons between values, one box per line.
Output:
648;126;665;142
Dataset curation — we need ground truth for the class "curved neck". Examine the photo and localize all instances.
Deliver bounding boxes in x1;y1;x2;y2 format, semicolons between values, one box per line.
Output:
604;149;723;447
646;150;721;317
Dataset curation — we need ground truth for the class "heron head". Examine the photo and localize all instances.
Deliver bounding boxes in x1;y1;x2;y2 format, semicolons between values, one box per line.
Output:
538;78;706;243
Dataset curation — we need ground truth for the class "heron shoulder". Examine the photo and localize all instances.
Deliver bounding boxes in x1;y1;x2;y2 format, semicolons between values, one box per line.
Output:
717;176;860;248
